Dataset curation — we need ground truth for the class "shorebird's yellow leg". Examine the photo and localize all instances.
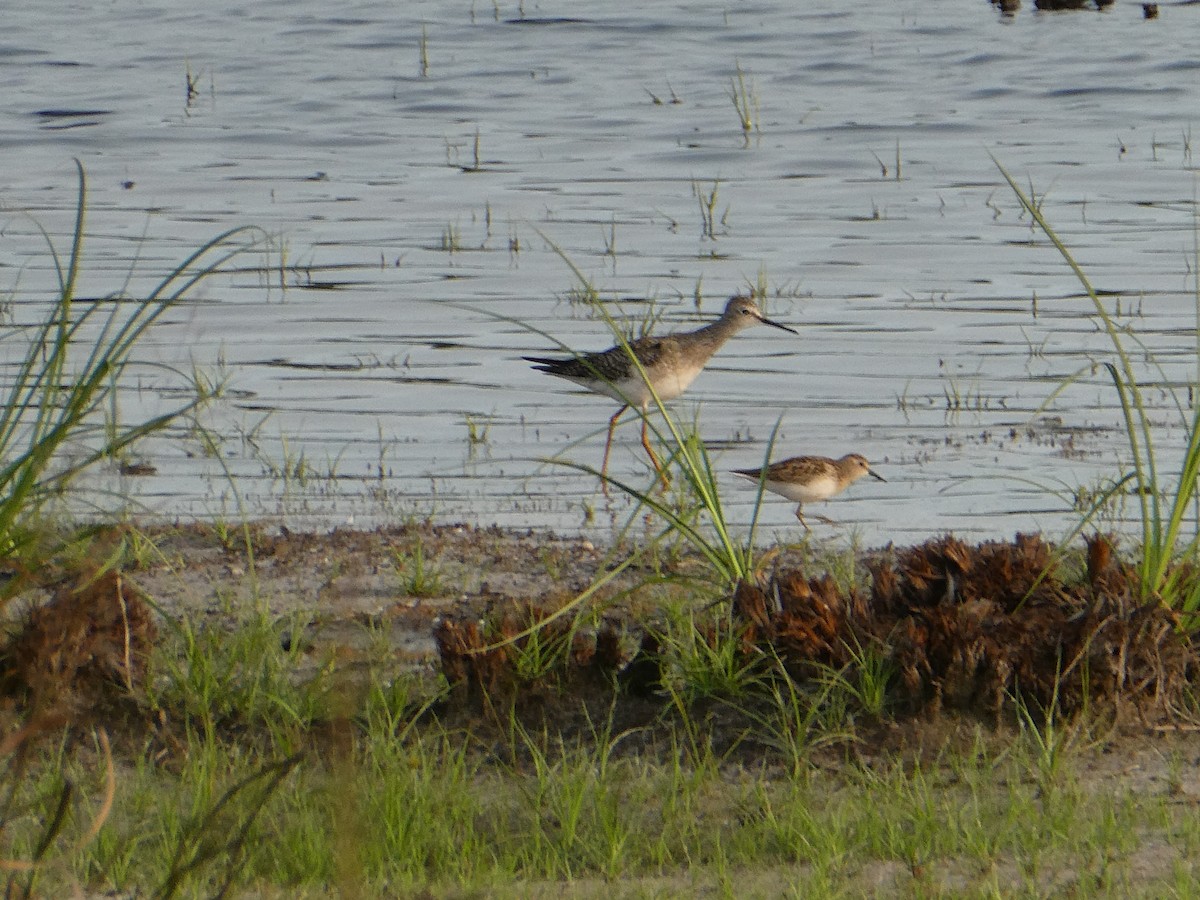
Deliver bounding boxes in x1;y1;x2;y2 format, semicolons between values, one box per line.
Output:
641;416;669;489
794;505;812;534
600;405;627;490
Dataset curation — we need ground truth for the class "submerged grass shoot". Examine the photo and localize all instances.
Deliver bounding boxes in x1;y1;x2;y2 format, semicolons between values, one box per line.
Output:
729;61;760;140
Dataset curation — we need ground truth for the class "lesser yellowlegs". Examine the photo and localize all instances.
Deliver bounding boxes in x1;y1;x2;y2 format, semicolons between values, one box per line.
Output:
732;453;885;530
525;295;797;485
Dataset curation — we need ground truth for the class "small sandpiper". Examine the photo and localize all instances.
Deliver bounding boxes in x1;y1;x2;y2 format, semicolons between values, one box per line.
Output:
525;295;797;485
732;453;885;531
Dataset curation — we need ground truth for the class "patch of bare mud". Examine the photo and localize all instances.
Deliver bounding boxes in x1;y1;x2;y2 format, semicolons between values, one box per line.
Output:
80;521;650;691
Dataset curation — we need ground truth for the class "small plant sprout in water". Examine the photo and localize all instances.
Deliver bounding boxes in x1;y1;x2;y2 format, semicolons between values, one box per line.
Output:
185;61;201;104
692;178;726;240
744;265;771;304
942;373;987;415
729;61;760;142
419;24;429;77
447;127;483;174
443;130;482;172
866;140;902;182
183;61;214;116
273;231;289;296
563;272;601;309
440;221;461;254
870;149;888;178
463;413;491;449
602;215;617;269
644;82;681;106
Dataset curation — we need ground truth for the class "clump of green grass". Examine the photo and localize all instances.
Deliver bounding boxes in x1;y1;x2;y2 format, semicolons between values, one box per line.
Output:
393;535;445;598
0;162;262;577
148;606;329;744
997;159;1200;616
655;606;760;703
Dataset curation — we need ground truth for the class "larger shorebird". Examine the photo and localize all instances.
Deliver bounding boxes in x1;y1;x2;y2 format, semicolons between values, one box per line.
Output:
524;295;797;485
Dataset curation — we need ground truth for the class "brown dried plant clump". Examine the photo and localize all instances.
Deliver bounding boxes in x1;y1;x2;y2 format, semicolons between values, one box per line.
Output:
1;568;157;715
434;599;626;706
429;534;1196;723
736;533;1194;719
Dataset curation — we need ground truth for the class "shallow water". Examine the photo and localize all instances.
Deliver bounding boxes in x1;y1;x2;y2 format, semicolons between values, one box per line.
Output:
1;1;1198;547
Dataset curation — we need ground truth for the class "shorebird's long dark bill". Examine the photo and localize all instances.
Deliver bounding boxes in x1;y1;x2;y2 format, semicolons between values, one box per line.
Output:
758;313;798;334
869;469;887;482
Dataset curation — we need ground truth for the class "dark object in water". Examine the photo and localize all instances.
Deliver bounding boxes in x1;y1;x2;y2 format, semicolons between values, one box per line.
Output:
1143;3;1159;18
1034;0;1106;8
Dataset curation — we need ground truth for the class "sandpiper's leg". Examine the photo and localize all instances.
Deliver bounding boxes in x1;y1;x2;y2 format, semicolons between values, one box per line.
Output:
794;505;812;533
600;404;628;489
640;415;669;489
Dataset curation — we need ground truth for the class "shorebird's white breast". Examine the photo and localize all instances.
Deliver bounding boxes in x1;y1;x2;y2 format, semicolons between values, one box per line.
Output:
762;474;839;504
555;356;708;408
558;372;638;405
647;358;706;402
591;359;706;407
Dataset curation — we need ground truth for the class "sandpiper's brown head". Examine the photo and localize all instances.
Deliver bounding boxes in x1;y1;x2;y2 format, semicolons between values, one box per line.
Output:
718;295;798;336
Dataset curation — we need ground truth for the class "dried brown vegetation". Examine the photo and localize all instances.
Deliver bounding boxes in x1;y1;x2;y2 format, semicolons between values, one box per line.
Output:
736;534;1193;720
1;568;156;715
0;529;1194;732
434;602;627;706
435;534;1198;724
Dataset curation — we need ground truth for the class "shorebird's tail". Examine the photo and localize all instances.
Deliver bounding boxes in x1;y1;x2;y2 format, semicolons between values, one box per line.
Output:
522;355;566;373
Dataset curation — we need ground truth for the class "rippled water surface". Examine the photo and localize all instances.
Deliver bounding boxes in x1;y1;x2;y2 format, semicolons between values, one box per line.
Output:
2;1;1197;546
